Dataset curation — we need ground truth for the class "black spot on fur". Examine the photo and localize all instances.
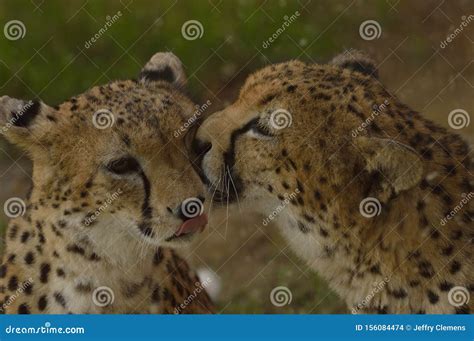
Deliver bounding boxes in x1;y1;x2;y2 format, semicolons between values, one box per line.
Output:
427;290;439;304
66;244;85;255
369;264;381;274
319;228;329;237
297;221;310;233
418;260;434;278
40;263;51;283
449;260;461;274
20;231;30;243
54;292;67;308
38;295;48;311
8;276;18;291
0;265;7;278
151;286;161;302
24;252;35;265
392;288;407;299
18;303;30;314
439;281;454;292
441;245;454;256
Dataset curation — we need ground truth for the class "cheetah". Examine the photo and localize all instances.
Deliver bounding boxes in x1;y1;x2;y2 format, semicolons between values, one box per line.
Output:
193;50;473;314
0;52;213;314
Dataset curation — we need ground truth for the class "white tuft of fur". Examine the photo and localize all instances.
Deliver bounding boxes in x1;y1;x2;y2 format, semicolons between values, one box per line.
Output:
196;267;221;302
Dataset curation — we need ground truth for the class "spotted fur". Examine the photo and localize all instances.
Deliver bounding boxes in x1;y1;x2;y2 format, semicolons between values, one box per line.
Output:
0;52;213;314
195;50;473;314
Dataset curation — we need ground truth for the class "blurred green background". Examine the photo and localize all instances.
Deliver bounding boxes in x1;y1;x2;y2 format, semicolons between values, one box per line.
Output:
0;0;472;313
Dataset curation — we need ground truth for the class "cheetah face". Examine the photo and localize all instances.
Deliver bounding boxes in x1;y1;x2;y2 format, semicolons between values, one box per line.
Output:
193;51;423;214
0;52;208;250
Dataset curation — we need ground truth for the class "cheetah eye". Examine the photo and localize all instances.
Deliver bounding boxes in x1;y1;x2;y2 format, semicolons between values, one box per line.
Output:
106;156;141;175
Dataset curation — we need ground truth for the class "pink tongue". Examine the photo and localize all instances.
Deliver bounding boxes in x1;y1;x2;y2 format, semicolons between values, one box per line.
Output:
175;214;208;236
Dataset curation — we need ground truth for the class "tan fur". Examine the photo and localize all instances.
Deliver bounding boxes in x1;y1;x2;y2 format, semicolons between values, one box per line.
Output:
195;50;473;314
0;53;213;314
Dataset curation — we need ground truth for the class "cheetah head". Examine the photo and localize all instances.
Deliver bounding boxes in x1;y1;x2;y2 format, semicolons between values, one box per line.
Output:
193;50;423;218
0;52;208;253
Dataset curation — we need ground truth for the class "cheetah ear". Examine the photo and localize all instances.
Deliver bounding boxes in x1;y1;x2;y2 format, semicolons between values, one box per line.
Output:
139;52;187;88
330;49;378;78
0;96;58;150
355;137;423;200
